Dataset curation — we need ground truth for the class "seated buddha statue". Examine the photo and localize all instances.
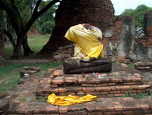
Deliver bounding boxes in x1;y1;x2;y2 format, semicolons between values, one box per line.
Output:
63;24;112;74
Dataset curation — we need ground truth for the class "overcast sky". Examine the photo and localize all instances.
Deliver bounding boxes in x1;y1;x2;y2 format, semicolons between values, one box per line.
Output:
111;0;152;15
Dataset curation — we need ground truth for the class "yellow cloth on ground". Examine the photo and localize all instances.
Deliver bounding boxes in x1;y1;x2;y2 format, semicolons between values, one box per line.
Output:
47;93;97;106
65;24;104;59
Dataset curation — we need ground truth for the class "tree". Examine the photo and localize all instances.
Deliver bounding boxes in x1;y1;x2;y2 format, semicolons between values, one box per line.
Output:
0;0;60;58
37;1;57;34
40;21;55;34
121;4;152;27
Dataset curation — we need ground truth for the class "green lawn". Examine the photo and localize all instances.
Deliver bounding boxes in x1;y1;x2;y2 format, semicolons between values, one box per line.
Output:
4;35;50;58
0;62;61;93
28;35;49;52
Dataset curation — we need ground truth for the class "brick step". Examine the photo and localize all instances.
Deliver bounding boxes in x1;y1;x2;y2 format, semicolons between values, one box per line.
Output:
43;70;144;87
51;76;143;87
14;97;152;115
36;84;151;98
40;77;143;88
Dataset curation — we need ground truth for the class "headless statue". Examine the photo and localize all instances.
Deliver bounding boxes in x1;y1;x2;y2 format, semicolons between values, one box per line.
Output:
64;24;112;73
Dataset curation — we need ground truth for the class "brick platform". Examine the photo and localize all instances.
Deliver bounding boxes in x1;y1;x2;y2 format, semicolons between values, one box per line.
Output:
5;63;152;115
36;69;151;98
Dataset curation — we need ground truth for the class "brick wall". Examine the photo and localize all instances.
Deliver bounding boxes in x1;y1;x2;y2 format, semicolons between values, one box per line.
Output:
104;16;135;57
144;10;152;37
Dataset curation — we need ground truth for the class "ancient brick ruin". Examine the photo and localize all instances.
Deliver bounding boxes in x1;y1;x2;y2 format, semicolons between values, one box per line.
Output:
51;1;152;61
104;16;135;58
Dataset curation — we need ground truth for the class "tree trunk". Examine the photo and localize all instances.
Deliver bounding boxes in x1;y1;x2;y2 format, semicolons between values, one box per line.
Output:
40;0;114;56
12;36;22;59
12;34;34;59
22;35;34;56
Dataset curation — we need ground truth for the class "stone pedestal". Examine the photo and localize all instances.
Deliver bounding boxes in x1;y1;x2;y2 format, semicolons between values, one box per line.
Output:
63;58;112;74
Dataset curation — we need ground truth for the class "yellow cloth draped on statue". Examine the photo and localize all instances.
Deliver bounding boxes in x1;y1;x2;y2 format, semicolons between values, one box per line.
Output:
65;24;104;59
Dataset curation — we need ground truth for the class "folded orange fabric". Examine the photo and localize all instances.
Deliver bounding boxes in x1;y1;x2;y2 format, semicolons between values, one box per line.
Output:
47;93;97;106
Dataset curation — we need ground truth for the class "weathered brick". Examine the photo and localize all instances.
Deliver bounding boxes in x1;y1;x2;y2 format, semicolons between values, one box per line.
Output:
110;86;117;91
53;70;63;77
95;83;108;87
100;92;108;95
83;87;95;92
69;92;76;95
108;83;116;86
66;87;82;92
81;84;93;87
59;106;68;113
88;112;103;115
89;92;101;95
86;102;96;112
46;68;55;73
87;78;101;84
44;84;51;90
50;88;59;93
134;73;141;77
130;85;138;90
65;77;74;83
116;86;130;91
40;80;45;84
45;105;59;113
77;91;85;95
78;77;86;83
52;77;64;85
113;102;123;111
104;111;122;115
68;103;86;111
107;94;114;97
113;94;125;97
111;78;123;82
123;82;139;85
138;85;150;89
96;87;111;91
139;104;150;110
122;111;134;114
95;102;113;111
50;84;58;88
49;74;54;79
58;88;67;93
132;77;142;82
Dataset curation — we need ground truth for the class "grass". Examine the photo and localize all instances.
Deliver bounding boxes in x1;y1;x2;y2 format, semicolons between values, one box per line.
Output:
128;63;134;68
0;62;61;93
19;97;28;102
28;35;49;53
4;35;50;58
37;96;47;103
125;89;152;98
